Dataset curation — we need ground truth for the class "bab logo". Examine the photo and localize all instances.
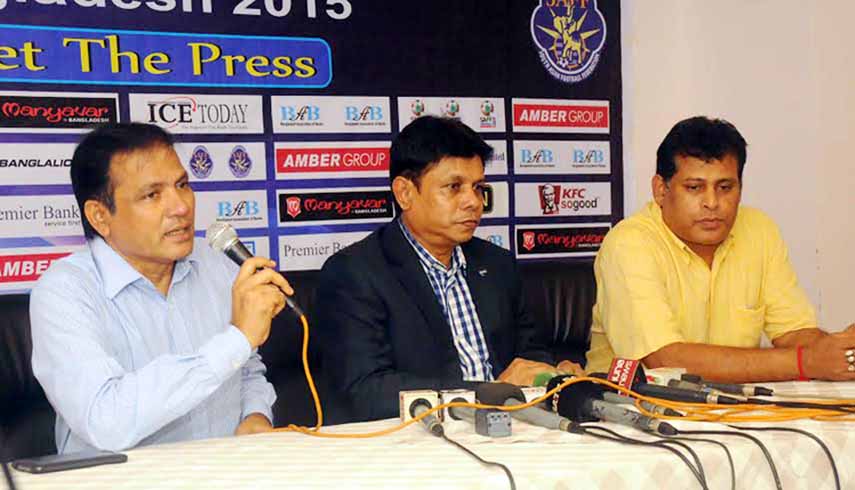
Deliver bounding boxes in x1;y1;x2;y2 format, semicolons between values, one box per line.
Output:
530;0;607;84
218;200;260;218
521;149;554;163
345;106;384;121
281;105;319;121
573;148;604;163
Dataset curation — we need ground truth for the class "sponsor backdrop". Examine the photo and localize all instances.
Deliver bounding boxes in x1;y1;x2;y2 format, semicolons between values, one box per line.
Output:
0;0;622;292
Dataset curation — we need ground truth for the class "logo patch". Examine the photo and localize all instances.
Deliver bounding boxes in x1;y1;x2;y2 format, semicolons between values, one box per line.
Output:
228;145;252;178
530;0;607;84
188;145;213;179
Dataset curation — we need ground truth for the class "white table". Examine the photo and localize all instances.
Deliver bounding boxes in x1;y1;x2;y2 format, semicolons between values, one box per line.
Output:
10;382;855;490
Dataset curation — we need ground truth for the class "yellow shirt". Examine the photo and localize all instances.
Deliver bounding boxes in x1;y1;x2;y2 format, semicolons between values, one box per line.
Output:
585;202;817;373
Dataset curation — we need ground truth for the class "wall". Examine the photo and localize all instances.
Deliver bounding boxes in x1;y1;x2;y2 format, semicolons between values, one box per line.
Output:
621;0;854;331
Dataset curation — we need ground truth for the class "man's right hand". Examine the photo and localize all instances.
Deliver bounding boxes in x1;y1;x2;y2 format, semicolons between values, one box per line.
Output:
231;257;294;349
802;328;855;381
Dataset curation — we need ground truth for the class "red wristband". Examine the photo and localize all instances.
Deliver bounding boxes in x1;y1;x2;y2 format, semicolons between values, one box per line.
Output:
796;345;809;381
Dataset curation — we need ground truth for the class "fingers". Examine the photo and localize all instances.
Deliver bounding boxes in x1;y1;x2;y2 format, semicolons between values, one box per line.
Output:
235;258;295;296
556;360;585;376
236;256;276;282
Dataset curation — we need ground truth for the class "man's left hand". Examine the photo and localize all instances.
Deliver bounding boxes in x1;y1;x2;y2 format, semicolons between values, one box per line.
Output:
235;413;273;436
498;358;578;386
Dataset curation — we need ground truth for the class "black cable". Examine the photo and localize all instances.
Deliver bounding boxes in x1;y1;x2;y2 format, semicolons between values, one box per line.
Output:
746;398;855;413
2;461;17;490
667;436;736;490
678;429;782;490
440;433;516;490
727;424;840;490
579;425;708;490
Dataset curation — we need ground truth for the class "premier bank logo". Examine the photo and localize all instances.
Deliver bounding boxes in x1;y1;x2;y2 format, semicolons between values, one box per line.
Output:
0;252;69;283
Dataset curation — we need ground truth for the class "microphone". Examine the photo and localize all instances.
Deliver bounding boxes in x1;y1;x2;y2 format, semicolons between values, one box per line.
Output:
602;392;684;417
600;358;742;405
668;379;747;402
680;374;774;397
410;397;444;437
475;383;576;432
447;398;512;437
206;221;304;317
547;375;678;435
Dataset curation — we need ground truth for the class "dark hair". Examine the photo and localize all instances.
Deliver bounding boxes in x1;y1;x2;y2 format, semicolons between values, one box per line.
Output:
71;122;174;239
656;116;747;182
390;115;493;188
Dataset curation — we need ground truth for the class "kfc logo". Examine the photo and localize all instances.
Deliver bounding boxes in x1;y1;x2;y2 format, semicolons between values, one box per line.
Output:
538;184;560;215
286;197;302;218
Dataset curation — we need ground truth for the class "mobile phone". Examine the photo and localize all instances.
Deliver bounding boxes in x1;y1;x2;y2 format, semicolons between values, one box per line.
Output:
11;450;127;474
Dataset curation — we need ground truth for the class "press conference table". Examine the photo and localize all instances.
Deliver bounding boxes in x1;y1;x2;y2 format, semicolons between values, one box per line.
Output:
11;382;855;490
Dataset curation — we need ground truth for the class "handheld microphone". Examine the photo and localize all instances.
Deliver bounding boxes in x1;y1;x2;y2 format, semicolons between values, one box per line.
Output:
547;375;678;435
680;374;774;397
206;221;304;317
410;398;444;437
668;379;747;402
475;383;576;432
602;392;684;417
447;398;511;437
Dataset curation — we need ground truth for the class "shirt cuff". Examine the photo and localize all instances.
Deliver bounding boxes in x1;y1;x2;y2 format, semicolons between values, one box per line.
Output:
199;325;252;383
242;402;274;425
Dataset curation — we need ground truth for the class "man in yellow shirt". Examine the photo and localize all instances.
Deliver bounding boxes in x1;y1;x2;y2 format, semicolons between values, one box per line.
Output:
587;116;855;382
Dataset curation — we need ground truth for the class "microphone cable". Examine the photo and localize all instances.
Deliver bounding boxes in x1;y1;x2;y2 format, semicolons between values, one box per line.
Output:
578;424;708;490
727;424;840;490
440;433;516;490
676;429;782;490
2;461;17;490
666;436;735;490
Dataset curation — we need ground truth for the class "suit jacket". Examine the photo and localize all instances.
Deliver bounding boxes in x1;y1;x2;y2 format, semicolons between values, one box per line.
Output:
315;221;553;422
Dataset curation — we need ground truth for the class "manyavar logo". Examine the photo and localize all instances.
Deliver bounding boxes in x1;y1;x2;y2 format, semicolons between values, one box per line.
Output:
512;98;609;133
129;93;263;134
278;188;394;225
0;91;117;132
530;0;607;84
0;252;69;283
275;142;390;179
515;223;611;259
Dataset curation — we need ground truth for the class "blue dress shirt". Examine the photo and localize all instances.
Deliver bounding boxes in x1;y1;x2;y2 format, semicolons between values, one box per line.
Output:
30;237;276;454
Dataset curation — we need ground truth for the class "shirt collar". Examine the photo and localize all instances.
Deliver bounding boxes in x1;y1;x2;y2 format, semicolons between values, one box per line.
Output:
397;218;467;273
90;236;199;299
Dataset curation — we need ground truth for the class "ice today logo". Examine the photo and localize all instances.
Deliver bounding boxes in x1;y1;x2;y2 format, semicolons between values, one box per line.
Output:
530;0;607;84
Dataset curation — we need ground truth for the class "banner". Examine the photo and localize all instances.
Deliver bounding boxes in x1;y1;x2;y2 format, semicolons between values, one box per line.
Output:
0;0;623;292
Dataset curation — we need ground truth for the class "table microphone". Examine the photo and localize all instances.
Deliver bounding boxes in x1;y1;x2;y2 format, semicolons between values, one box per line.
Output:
600;358;741;405
409;397;444;437
206;221;304;317
546;375;678;435
475;383;576;432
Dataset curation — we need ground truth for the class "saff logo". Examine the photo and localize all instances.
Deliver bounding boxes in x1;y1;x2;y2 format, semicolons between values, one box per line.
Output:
286;196;302;218
281;105;320;121
188;145;213;179
479;100;497;129
443;99;461;118
218;200;260;218
410;99;426;118
229;145;253;178
345;106;384;121
530;0;607;84
522;231;536;251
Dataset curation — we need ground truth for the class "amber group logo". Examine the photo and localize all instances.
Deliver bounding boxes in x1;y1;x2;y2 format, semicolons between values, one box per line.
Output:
530;0;607;84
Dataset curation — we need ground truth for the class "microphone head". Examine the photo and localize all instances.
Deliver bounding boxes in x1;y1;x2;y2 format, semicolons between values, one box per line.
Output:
475;382;526;406
206;221;238;252
553;381;606;422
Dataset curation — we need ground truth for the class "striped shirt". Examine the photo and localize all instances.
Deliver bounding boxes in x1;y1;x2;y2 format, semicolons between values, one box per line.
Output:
398;219;494;381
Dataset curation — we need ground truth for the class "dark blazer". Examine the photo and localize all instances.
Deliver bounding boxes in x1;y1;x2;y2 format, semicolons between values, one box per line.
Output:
315;221;553;423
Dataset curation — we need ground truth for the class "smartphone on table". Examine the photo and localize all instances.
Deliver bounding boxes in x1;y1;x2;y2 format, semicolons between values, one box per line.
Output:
11;450;127;474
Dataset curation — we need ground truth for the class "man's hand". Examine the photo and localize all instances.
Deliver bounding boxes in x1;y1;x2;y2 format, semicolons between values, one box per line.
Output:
231;257;294;349
802;328;855;381
498;357;582;386
234;413;273;436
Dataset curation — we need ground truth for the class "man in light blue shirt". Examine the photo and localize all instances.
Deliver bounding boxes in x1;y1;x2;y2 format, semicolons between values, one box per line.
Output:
30;123;293;453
